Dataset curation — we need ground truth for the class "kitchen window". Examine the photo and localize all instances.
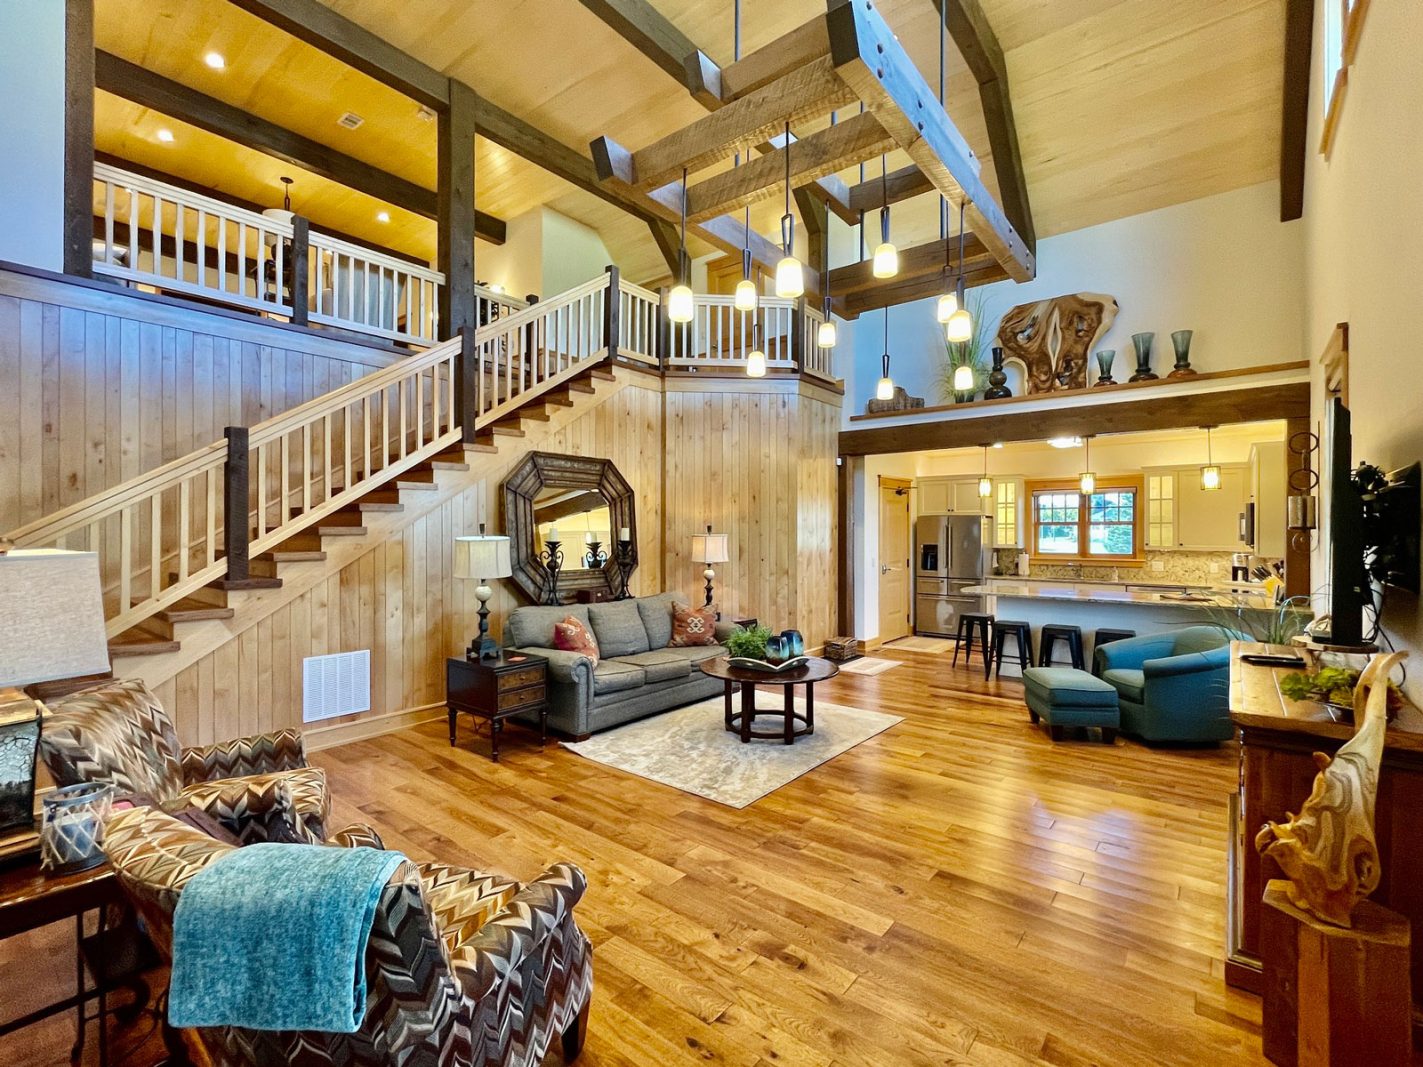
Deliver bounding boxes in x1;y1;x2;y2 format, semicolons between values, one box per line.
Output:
1028;477;1145;563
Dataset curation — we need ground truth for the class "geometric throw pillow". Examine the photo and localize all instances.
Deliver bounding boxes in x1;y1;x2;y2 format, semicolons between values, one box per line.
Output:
668;602;718;647
553;615;600;665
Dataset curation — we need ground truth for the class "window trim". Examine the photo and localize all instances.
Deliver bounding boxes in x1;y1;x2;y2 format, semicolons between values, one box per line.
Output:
1026;476;1146;566
1321;0;1372;159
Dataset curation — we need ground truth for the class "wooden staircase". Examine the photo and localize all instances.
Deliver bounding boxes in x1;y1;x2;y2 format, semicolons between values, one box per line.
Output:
104;359;626;661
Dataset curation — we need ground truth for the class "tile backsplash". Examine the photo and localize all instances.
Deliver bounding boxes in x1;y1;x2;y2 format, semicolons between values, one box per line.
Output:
989;549;1259;586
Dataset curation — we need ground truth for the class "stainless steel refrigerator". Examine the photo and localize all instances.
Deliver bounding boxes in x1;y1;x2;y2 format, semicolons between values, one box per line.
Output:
914;514;988;637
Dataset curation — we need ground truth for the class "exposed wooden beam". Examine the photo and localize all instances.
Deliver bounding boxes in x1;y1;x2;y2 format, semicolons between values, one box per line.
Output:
835;261;1006;319
683;50;723;108
576;0;701;88
94;52;507;245
831;235;989;296
439;79;477;338
827;0;1034;282
932;0;1036;248
763;130;857;226
793;187;829;300
226;0;449;109
720;16;832;102
838;382;1312;456
646;219;681;278
1281;0;1315;221
64;0;95;277
847;165;935;214
684;111;892;223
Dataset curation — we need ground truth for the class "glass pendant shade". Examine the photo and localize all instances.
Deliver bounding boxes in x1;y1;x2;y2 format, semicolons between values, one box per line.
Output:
816;319;837;348
1201;464;1222;491
952;363;974;392
1079;471;1096;495
774;255;803;298
733;277;758;311
668;284;694;323
875;375;895;401
871;242;898;278
746;348;767;378
978;476;993;498
936;290;958;323
946;306;972;343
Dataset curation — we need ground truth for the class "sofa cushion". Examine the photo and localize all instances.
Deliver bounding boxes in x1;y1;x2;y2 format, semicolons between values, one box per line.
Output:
656;645;725;668
589;601;651;658
1022;667;1118;708
553;616;600;666
635;593;683;649
508;604;590;651
618;650;693;684
669;602;718;646
1102;668;1146;704
592;660;645;695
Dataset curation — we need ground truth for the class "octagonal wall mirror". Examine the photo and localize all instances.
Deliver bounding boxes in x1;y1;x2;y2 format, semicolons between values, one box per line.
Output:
502;452;637;603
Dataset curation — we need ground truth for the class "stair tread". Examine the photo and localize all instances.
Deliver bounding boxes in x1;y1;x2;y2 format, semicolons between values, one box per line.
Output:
109;627;181;656
257;549;327;562
490;424;526;437
155;598;236;623
315;524;367;536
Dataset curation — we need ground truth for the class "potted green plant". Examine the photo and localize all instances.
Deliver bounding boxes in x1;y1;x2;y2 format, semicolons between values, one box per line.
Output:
1279;665;1404;721
725;624;772;661
939;291;993;403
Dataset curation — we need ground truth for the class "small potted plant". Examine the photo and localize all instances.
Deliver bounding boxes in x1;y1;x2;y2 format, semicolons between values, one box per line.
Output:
725;624;805;671
1278;665;1405;722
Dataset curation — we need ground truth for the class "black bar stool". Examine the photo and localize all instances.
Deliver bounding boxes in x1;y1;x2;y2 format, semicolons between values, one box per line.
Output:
991;620;1033;678
1091;628;1137;676
1038;624;1085;669
952;612;993;677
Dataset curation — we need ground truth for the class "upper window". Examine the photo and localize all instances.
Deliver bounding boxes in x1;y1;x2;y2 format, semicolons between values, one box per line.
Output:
1321;0;1371;157
1029;477;1144;562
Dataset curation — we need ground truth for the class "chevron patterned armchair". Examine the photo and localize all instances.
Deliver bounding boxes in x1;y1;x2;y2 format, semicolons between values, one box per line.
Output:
104;805;594;1067
39;678;334;844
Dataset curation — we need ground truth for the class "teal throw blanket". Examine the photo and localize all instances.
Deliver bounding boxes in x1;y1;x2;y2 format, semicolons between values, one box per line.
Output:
169;843;405;1032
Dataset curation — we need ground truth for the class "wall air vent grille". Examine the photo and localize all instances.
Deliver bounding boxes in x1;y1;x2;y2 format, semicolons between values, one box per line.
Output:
336;111;365;130
302;650;371;722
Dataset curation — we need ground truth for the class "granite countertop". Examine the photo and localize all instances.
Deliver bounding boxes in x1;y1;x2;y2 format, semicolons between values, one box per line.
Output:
964;580;1277;610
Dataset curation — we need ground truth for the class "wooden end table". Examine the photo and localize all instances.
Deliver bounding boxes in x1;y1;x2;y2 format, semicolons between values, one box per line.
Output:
446;652;549;762
699;655;838;745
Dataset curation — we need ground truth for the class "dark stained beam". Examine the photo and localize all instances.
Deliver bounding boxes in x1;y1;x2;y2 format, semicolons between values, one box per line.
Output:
847;165;935;214
94;52;507;245
576;0;702;88
835;261;1006;319
646;219;681;277
793;187;828;301
1280;0;1314;221
720;17;832;102
838;382;1312;456
931;0;1036;248
64;0;95;277
226;0;448;109
439;79;478;338
830;235;990;297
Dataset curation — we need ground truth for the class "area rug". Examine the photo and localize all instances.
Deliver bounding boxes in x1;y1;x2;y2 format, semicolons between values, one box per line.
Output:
836;656;903;676
562;695;901;808
884;635;956;654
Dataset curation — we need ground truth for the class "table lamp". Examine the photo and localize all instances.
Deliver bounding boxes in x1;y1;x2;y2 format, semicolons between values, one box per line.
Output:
0;548;111;854
690;524;730;610
454;525;513;661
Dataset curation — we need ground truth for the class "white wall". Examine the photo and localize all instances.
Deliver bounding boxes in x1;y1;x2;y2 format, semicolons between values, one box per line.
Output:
474;207;615;301
541;209;613;296
845;181;1305;422
0;4;66;271
1303;0;1423;697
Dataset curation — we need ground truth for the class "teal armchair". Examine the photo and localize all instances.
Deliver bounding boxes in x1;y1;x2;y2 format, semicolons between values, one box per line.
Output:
1094;625;1244;743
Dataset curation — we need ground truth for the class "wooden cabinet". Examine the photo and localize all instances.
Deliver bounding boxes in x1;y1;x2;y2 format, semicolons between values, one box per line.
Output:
446;652;549;761
917;479;952;514
1249;441;1287;558
993;478;1022;547
951;479;989;516
916;478;992;516
1174;464;1248;550
1145;472;1176;548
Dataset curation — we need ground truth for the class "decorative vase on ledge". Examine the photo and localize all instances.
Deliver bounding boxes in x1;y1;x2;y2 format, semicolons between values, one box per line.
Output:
1129;332;1158;382
1094;349;1116;387
984;347;1012;399
1168;329;1197;378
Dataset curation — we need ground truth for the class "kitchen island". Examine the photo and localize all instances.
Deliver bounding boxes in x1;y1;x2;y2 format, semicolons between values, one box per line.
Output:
962;580;1291;676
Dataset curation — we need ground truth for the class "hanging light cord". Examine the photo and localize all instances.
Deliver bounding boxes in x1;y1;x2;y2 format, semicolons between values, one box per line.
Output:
679;167;689;285
735;0;751;276
880;154;890;244
781;120;795;256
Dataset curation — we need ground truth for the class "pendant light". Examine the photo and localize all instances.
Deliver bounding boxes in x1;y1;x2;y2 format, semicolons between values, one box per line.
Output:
871;155;898;278
1079;436;1096;495
667;167;694;323
1201;426;1222;490
730;3;758;314
945;201;972;343
746;322;766;378
875;306;894;400
816;123;838;350
774;122;804;297
978;444;993;498
934;2;957;324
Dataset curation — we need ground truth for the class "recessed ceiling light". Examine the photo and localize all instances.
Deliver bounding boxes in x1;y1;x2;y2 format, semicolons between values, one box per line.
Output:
156;128;175;143
204;51;226;70
415;106;436;123
375;210;390;223
1048;436;1084;449
992;442;1004;448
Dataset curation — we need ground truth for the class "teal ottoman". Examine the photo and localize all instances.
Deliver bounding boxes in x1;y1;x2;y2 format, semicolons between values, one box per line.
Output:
1022;667;1120;743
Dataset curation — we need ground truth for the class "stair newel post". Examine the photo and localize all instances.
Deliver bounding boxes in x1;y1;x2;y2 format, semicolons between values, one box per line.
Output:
455;324;480;445
289;216;310;327
791;295;807;374
603;264;620;363
222;426;251;583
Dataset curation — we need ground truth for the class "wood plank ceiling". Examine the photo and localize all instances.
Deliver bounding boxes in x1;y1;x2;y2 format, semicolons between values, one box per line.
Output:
94;0;1284;290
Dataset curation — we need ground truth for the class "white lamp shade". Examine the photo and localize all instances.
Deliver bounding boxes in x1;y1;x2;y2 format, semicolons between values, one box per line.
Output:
746;349;767;377
1079;471;1096;495
871;242;898;278
875;375;895;401
816;320;838;348
936;291;958;323
667;284;695;323
1200;465;1222;491
774;256;803;298
946;307;972;343
0;550;110;688
978;476;993;498
733;278;758;311
951;363;975;392
690;531;730;564
453;535;513;581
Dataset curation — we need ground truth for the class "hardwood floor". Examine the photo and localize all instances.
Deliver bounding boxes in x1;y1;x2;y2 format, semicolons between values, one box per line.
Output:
0;648;1267;1065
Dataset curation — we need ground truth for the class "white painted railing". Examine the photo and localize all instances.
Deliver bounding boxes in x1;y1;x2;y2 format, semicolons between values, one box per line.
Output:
470;273;611;428
93;161;293;316
666;294;797;370
4;441;231;639
308;232;443;345
617;278;660;364
476;283;528;328
802;304;837;381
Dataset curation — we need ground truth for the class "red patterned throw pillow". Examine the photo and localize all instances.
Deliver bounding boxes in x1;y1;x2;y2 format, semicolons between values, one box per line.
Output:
553;615;600;665
669;602;718;647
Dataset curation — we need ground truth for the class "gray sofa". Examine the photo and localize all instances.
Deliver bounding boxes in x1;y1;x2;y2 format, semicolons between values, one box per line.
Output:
505;592;737;738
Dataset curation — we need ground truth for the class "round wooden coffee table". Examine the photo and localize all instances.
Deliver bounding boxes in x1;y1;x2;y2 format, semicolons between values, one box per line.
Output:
699;655;839;745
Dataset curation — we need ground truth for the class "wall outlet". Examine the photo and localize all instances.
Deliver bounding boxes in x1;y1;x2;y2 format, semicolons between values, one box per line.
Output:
1209;562;1221;574
1150;560;1165;572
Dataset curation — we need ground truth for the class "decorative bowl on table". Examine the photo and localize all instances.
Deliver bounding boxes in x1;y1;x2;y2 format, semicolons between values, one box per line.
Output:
728;655;811;673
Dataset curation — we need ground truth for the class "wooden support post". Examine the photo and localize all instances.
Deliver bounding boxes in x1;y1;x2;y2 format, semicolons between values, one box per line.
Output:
656;287;670;372
222;427;250;583
455;325;479;444
289;215;309;326
63;0;95;278
837;456;857;637
604;265;621;362
1261;881;1411;1066
791;296;807;373
438;79;478;340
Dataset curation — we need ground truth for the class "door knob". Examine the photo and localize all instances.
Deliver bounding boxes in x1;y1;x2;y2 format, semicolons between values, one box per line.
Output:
881;564;890;574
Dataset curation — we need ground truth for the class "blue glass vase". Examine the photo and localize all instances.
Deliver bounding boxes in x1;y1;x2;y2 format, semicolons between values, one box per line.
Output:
781;629;805;658
764;635;786;664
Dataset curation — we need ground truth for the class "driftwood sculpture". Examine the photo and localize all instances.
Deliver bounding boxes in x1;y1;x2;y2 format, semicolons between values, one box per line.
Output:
1255;651;1408;927
995;293;1118;393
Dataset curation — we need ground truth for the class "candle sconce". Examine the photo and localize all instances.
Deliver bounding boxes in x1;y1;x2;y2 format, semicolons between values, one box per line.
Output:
1288;427;1321;552
584;541;609;570
613;538;635;600
537;538;564;605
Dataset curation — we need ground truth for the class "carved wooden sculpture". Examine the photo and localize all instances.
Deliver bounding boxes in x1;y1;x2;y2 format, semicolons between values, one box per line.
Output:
1255;651;1408;927
995;293;1118;393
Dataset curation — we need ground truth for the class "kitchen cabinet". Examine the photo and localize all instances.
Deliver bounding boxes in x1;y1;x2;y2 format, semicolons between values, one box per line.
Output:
916;478;992;516
917;478;952;515
1145;472;1176;548
993;478;1022;548
951;479;990;516
1175;464;1249;550
1249;441;1287;558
